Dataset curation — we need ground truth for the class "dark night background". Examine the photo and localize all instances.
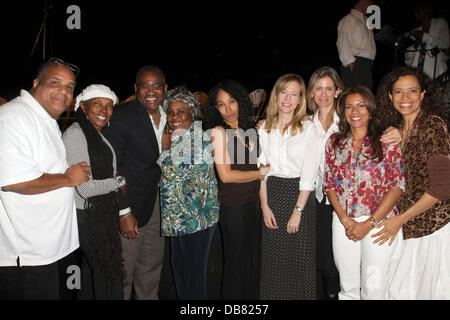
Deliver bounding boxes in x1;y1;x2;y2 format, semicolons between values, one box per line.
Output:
0;0;449;305
1;0;448;103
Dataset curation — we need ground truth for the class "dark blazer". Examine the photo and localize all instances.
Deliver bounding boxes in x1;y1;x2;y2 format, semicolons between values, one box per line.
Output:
102;99;161;228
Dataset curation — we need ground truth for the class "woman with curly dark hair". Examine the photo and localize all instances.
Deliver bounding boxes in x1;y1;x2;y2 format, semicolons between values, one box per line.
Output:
203;79;269;299
324;85;405;300
373;66;450;299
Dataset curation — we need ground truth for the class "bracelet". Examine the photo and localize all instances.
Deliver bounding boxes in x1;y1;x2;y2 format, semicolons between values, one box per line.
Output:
119;207;131;216
369;215;379;229
120;213;131;221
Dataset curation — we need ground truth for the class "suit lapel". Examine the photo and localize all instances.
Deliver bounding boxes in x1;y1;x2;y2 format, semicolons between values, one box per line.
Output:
133;100;160;153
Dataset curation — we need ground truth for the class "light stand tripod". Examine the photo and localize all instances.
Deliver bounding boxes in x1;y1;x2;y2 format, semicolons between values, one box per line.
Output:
27;1;53;66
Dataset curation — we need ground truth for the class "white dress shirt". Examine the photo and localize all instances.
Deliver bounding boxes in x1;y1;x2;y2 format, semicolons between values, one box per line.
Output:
337;9;377;67
311;111;340;204
405;18;449;79
258;118;322;191
149;105;167;154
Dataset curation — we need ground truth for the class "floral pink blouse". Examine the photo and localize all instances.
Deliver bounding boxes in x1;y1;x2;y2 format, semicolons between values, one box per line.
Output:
324;133;405;219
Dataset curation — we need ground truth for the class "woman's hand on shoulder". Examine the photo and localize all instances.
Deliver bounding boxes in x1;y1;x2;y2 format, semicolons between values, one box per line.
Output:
255;119;266;130
380;126;402;145
162;124;172;151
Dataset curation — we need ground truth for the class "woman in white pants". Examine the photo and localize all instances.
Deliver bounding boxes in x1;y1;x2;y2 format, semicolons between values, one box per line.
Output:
373;66;450;299
324;86;405;300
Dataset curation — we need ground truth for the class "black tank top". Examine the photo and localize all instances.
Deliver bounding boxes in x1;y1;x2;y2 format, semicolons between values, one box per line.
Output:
217;129;260;206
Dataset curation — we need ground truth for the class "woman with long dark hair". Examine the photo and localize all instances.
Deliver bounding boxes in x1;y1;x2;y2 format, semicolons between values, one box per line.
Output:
203;79;268;300
324;85;405;300
62;84;126;300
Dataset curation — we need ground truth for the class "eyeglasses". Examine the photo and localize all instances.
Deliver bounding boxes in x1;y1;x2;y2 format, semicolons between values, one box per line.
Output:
136;82;164;91
48;57;80;78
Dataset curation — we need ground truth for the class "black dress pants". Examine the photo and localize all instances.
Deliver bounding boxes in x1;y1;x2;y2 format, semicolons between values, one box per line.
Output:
0;249;80;300
316;197;340;300
219;201;261;300
170;225;216;300
340;56;374;91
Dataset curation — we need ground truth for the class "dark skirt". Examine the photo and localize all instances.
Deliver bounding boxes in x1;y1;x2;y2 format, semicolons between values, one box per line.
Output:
260;176;316;300
219;201;261;300
76;209;124;300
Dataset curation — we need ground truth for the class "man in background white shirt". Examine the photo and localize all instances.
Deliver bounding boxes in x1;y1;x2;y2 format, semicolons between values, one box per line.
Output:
337;0;376;90
404;1;449;80
0;59;91;299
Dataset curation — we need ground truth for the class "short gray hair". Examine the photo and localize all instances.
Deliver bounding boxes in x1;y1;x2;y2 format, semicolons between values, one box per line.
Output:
163;87;202;120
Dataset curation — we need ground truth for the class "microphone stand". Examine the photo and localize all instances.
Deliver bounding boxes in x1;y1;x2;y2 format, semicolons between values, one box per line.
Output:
405;46;448;80
394;37;400;66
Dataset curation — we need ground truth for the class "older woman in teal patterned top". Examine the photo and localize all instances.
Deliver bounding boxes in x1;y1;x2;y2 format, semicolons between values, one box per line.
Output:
157;87;219;300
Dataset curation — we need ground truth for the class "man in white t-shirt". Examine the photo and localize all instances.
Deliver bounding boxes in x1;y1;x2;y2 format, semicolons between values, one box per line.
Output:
0;58;91;299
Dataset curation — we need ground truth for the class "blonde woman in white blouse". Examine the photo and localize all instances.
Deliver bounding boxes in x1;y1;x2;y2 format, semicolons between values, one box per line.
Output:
258;73;322;299
306;66;345;300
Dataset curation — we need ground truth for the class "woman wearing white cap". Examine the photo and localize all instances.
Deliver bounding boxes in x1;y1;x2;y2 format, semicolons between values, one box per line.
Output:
62;84;126;300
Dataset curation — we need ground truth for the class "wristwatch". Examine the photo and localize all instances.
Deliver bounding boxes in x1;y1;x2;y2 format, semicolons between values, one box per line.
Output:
295;205;303;213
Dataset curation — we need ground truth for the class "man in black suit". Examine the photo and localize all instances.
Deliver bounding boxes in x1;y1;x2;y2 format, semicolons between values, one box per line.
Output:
103;65;167;300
